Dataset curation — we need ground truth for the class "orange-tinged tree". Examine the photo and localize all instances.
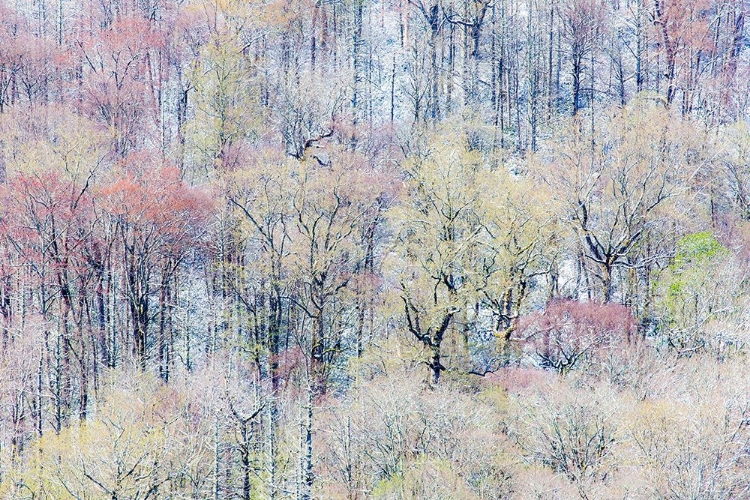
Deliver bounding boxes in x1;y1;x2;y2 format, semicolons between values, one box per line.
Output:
100;153;213;374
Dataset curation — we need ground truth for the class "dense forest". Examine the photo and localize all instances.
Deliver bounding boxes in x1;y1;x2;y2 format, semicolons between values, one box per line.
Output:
0;0;749;498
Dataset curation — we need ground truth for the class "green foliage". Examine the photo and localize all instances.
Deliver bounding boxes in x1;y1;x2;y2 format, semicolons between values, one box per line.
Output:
655;232;747;355
672;231;728;269
666;231;728;299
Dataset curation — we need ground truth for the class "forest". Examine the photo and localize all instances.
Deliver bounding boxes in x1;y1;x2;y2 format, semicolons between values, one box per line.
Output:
0;0;749;498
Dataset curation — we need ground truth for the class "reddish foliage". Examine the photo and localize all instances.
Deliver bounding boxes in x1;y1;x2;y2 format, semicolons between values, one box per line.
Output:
274;345;307;389
75;16;164;154
100;152;214;261
517;300;636;374
0;169;97;281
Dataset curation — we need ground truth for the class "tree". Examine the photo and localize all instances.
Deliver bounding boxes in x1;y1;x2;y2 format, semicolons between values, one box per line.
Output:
517;299;635;374
650;0;715;110
288;152;386;391
540;101;696;304
316;365;513;499
654;231;750;357
628;365;750;498
100;155;212;373
393;128;554;384
184;0;265;175
511;382;624;498
76;16;162;156
0;109;108;429
559;0;606;115
3;372;215;499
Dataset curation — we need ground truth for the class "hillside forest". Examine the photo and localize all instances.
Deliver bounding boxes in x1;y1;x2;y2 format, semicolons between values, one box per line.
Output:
1;0;750;498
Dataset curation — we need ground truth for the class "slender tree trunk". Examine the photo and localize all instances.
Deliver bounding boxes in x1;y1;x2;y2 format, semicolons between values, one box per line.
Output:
267;398;278;500
352;0;364;146
302;384;314;500
240;419;251;500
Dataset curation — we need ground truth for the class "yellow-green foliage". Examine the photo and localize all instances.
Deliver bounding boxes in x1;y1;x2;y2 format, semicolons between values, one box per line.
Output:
371;457;478;500
2;374;213;500
0;107;108;180
185;14;263;177
390;126;558;376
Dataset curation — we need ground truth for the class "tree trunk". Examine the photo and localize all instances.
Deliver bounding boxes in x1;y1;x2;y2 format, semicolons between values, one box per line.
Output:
429;342;442;385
